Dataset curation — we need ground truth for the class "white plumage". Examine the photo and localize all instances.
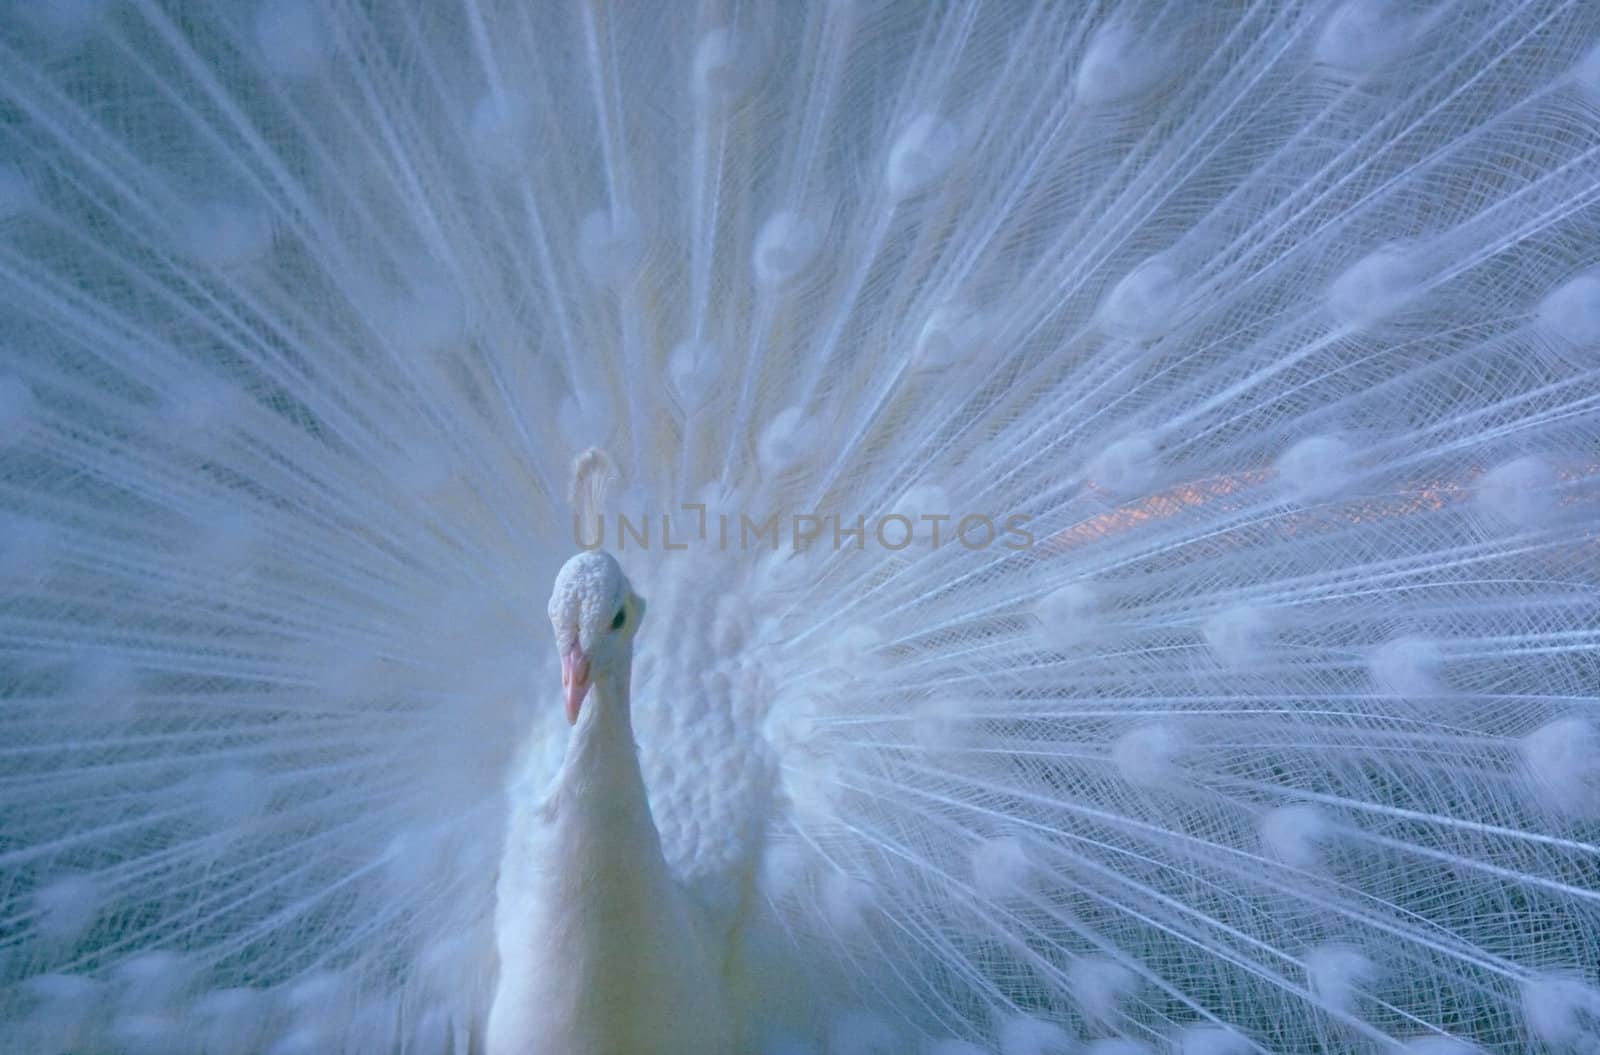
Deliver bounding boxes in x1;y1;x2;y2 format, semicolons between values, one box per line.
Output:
489;550;732;1054
2;2;1599;1053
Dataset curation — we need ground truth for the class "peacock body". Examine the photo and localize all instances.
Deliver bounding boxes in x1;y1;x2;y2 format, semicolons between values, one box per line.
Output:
2;1;1599;1052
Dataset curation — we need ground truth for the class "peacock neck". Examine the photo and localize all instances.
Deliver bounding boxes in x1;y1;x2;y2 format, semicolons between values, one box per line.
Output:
567;665;634;762
555;662;658;836
549;661;682;952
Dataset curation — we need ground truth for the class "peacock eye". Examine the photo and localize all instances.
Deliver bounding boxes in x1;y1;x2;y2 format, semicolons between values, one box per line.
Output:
611;608;626;630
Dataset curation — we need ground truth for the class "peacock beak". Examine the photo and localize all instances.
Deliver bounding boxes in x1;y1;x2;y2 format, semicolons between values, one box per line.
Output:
561;641;591;725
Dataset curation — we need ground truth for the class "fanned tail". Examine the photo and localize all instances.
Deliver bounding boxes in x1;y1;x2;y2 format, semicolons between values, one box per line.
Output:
0;2;1597;1054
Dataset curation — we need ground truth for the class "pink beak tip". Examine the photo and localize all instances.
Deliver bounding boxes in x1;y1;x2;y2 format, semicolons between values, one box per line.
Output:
562;642;591;725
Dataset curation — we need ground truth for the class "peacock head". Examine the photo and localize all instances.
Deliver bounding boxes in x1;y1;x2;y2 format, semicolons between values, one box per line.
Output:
547;549;645;724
